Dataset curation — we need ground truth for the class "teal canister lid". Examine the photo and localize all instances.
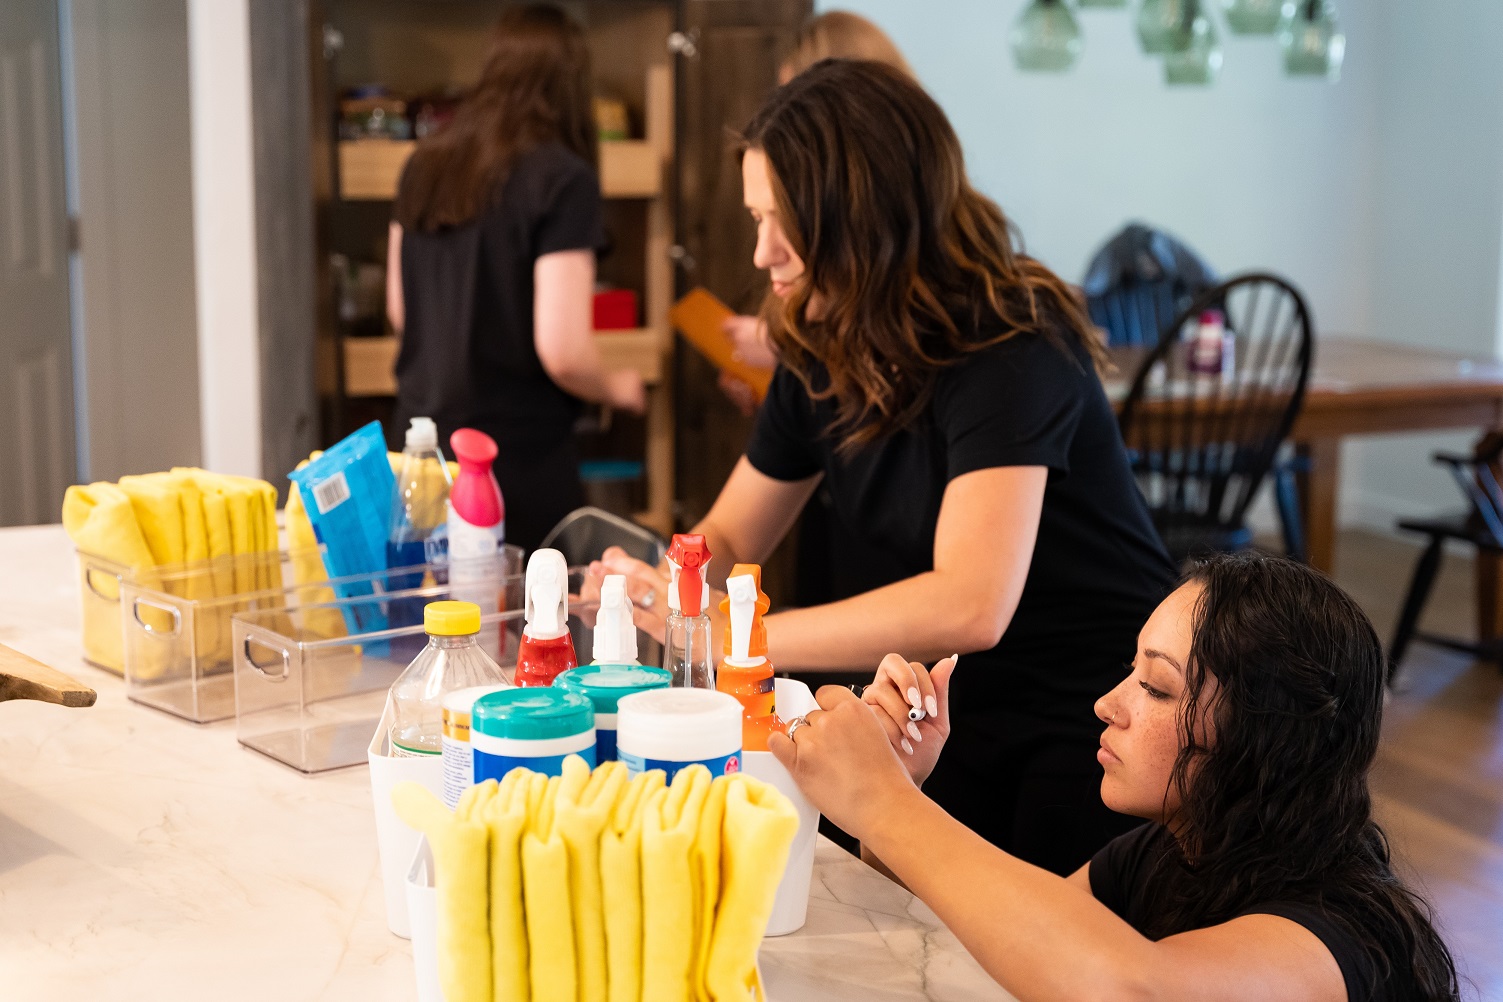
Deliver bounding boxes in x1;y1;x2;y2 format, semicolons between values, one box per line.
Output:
554;665;672;715
472;687;594;741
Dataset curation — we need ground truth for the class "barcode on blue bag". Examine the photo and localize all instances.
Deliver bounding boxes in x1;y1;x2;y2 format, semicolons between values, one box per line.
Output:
312;471;350;514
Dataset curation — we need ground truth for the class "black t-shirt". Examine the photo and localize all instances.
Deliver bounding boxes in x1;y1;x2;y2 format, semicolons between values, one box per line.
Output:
1090;823;1397;1001
745;326;1177;732
392;141;605;458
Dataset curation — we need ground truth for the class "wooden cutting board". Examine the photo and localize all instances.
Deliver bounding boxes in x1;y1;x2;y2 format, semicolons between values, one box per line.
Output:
0;642;97;707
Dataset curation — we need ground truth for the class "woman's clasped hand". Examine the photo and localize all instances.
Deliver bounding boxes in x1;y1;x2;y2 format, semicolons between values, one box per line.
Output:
768;653;957;833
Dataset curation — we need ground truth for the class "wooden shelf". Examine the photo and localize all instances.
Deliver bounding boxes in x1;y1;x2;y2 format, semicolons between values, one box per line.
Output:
337;138;660;202
343;328;663;399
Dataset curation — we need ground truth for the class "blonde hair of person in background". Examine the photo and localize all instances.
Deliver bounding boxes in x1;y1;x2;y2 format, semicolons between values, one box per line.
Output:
778;10;915;84
720;10;916;414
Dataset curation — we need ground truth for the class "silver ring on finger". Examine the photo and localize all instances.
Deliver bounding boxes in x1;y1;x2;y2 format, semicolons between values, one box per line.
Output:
785;715;810;741
638;588;656;609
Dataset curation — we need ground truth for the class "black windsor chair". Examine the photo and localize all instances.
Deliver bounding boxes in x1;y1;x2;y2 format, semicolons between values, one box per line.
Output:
1387;434;1503;687
1117;273;1314;564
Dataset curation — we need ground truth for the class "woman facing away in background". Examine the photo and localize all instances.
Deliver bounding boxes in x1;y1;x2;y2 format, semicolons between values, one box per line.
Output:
386;3;644;552
778;552;1460;1001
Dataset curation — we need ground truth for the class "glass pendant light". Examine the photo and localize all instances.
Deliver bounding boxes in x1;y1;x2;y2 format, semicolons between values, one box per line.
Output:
1137;0;1194;55
1164;3;1223;85
1222;0;1292;34
1280;0;1345;80
1010;0;1084;73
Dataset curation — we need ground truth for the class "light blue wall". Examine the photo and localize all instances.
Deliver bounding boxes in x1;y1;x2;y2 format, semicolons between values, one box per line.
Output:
819;0;1503;529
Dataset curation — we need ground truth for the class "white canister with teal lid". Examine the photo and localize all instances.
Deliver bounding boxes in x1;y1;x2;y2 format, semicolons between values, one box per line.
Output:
615;687;743;781
470;687;596;782
553;664;672;762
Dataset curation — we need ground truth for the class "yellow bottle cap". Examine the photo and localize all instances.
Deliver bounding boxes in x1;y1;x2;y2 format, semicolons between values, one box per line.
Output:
424;600;481;636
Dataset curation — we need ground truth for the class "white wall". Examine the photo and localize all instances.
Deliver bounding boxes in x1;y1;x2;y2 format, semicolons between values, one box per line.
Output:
67;0;202;483
185;0;262;478
824;0;1503;531
1345;2;1503;524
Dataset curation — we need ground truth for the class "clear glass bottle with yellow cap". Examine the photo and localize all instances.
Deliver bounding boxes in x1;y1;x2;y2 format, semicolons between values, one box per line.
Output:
389;600;510;757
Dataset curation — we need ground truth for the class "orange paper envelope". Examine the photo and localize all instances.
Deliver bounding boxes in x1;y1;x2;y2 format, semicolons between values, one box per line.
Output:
669;288;774;400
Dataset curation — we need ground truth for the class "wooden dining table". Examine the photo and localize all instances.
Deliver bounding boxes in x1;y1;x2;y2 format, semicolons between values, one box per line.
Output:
1108;336;1503;639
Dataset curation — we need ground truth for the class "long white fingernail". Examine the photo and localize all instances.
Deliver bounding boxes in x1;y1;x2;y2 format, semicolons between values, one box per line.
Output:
925;696;938;717
906;722;922;742
907;687;922;709
901;738;914;755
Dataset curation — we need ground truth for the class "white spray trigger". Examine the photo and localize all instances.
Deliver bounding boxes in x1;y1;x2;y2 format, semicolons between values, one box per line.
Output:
726;573;757;663
593;574;637;663
524;548;568;640
665;556;682;613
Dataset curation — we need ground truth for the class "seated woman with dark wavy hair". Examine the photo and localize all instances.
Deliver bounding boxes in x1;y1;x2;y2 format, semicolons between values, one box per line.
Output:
773;551;1459;1001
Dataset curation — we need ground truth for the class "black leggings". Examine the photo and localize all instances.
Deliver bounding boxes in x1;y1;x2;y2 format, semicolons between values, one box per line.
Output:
919;709;1141;875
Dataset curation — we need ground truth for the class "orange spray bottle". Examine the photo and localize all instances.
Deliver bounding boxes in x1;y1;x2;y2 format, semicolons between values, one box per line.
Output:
716;563;780;751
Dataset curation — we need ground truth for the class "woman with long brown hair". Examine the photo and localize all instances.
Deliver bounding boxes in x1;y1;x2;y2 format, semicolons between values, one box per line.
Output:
596;59;1178;873
595;58;1172;871
386;3;644;551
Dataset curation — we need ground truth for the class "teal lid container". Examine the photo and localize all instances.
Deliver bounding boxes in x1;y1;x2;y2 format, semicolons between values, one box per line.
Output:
553;665;672;714
472;687;594;741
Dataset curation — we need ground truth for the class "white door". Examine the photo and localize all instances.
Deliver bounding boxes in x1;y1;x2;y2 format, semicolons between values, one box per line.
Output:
0;0;75;527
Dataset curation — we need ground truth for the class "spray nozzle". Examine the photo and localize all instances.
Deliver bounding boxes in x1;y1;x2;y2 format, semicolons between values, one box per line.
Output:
523;548;568;640
665;534;711;617
592;574;637;663
720;563;769;663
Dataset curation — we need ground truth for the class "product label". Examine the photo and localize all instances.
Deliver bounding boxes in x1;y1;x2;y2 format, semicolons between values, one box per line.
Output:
618;750;740;782
473;747;597;784
595;727;618;763
441;735;471;810
311;471;350;514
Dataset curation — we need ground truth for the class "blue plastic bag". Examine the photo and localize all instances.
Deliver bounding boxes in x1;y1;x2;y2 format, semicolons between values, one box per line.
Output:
288;421;396;636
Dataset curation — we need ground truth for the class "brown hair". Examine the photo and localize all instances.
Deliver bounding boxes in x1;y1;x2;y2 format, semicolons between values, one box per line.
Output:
395;4;595;233
780;11;915;81
742;59;1105;452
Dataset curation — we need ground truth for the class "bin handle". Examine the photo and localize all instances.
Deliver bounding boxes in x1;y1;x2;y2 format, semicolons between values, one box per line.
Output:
84;566;123;603
243;636;291;682
133;596;182;637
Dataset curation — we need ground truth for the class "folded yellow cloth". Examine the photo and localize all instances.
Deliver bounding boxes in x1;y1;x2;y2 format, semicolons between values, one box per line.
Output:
393;779;495;1002
705;775;800;1002
484;768;543;1002
64;482;156;672
641;764;714;1001
601;768;665;1002
116;474;186;567
522;771;577;1002
555;757;629;1002
692;776;730;1001
395;761;798;1002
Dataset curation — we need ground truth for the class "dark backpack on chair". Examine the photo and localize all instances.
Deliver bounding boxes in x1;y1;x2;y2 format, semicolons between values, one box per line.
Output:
1083;223;1219;348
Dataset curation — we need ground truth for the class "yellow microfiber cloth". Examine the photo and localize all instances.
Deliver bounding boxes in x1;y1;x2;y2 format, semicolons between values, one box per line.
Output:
168;471;218;663
691;776;730;1001
704;775;800;1002
116;474;186;567
284;455;345;642
601;768;665;1002
555;757;629;1002
393;779;496;1002
63;481;156;673
641;764;714;1001
484;768;542;1002
521;770;578;1002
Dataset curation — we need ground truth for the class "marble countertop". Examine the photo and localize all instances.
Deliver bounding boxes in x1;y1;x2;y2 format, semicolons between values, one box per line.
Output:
0;524;1011;1001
